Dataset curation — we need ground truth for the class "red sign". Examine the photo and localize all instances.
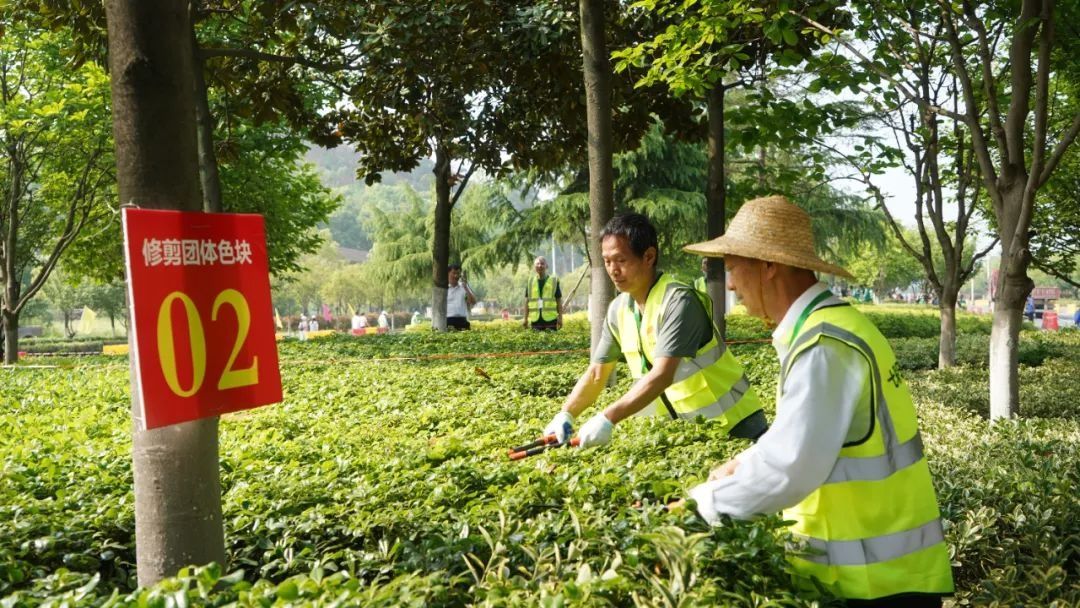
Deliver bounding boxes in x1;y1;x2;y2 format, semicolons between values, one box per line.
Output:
122;208;282;430
1031;287;1060;300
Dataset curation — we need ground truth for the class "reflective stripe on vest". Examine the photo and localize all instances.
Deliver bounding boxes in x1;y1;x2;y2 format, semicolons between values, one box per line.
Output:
613;274;761;430
792;519;946;566
527;275;559;323
675;374;751;420
783;321;925;484
778;299;953;598
671;340;725;384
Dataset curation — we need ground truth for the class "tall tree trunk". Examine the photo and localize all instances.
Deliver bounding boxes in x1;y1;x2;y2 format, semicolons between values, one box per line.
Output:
105;0;225;587
937;286;958;368
431;146;452;332
705;83;727;337
2;309;16;364
191;24;223;213
2;145;22;364
989;185;1033;419
579;0;614;352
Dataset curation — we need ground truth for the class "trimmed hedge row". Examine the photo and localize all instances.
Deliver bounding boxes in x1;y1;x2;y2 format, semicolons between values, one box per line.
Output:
726;307;1000;341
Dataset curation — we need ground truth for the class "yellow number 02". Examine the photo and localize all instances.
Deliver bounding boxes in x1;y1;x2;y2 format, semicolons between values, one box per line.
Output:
156;289;259;397
157;292;207;397
212;289;259;390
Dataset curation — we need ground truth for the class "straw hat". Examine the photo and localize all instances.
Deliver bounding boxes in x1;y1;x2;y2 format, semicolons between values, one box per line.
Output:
683;195;854;279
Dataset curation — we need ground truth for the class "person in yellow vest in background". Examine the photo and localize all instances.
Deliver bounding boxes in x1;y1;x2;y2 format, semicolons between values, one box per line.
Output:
695;255;712;317
523;256;562;331
682;195;954;607
543;213;767;448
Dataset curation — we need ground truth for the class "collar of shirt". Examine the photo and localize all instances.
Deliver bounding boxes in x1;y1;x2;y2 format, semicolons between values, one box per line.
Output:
771;282;830;361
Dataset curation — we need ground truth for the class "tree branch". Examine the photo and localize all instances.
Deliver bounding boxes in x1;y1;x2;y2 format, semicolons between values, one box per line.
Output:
1038;112;1080;187
198;47;356;72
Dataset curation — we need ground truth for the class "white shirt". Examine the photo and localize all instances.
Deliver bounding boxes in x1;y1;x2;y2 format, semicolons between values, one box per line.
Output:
447;283;470;318
689;283;872;522
377;313;389;328
351;314;364;330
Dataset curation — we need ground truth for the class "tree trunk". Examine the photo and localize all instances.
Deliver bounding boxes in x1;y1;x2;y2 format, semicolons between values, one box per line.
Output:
579;0;615;352
192;43;224;213
431;146;452;332
705;83;727;337
2;309;16;365
2;144;23;365
937;288;957;368
989;188;1033;419
105;0;225;587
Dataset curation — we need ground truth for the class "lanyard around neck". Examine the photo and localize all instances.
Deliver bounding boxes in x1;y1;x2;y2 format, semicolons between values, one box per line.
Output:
788;290;833;347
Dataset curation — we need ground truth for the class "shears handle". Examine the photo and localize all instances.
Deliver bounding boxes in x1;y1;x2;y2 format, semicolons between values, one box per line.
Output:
508;437;580;460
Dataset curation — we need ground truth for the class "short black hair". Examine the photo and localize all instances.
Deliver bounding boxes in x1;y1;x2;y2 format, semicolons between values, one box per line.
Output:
601;213;659;266
448;263;462;271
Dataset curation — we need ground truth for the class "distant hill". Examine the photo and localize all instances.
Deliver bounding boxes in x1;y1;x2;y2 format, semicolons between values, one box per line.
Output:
305;145;435;193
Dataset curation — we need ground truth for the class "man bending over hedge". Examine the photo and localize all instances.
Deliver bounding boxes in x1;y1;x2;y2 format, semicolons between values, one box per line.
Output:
682;195;954;607
543;213;767;449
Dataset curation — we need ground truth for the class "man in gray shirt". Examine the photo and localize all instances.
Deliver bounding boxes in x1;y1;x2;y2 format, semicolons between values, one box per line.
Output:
543;213;767;448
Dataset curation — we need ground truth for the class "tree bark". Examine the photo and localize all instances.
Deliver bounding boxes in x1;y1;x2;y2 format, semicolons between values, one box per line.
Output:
579;0;615;352
105;0;225;586
937;287;958;368
989;185;1033;419
705;82;727;337
191;21;224;213
2;309;16;365
2;143;23;364
431;145;452;332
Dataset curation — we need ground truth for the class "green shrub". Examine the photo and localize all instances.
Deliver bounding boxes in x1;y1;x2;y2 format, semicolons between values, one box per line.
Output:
2;326;1077;606
910;356;1080;420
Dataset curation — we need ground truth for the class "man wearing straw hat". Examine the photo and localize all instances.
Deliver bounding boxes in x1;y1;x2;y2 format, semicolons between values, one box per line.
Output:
543;212;767;449
681;196;953;607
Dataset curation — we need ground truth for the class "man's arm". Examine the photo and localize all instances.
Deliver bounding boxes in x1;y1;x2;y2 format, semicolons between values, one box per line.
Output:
688;342;868;522
602;356;679;423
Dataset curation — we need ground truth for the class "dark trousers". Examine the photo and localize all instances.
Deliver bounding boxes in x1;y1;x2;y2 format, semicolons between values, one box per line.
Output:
530;320;558;331
447;316;471;330
846;594;944;608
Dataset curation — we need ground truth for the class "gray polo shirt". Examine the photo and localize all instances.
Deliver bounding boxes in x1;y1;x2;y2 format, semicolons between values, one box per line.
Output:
592;285;713;366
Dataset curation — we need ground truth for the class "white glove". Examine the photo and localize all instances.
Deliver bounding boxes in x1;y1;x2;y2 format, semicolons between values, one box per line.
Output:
576;412;614;449
543;411;575;443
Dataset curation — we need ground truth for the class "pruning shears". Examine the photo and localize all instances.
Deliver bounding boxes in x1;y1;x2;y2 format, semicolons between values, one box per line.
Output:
507;434;580;460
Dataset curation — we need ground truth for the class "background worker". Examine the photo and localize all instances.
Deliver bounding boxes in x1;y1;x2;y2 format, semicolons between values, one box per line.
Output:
523;256;563;331
447;263;477;331
543;213;766;448
682;195;954;607
694;257;708;293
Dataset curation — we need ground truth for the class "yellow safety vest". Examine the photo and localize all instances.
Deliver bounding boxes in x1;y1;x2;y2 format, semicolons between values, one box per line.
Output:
527;275;559;323
611;273;762;433
780;296;954;600
695;276;712;319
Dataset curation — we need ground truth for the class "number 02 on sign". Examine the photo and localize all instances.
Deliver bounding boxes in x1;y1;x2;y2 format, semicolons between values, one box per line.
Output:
122;208;283;430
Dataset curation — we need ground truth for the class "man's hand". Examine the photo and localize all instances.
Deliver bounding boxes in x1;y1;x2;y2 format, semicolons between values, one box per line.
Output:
543;411;575;443
576;412;614;449
707;458;740;481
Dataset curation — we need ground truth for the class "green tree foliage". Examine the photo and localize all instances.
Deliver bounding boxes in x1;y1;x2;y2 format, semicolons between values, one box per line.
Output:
799;0;1080;417
847;231;930;300
527;121;883;275
0;21;114;361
